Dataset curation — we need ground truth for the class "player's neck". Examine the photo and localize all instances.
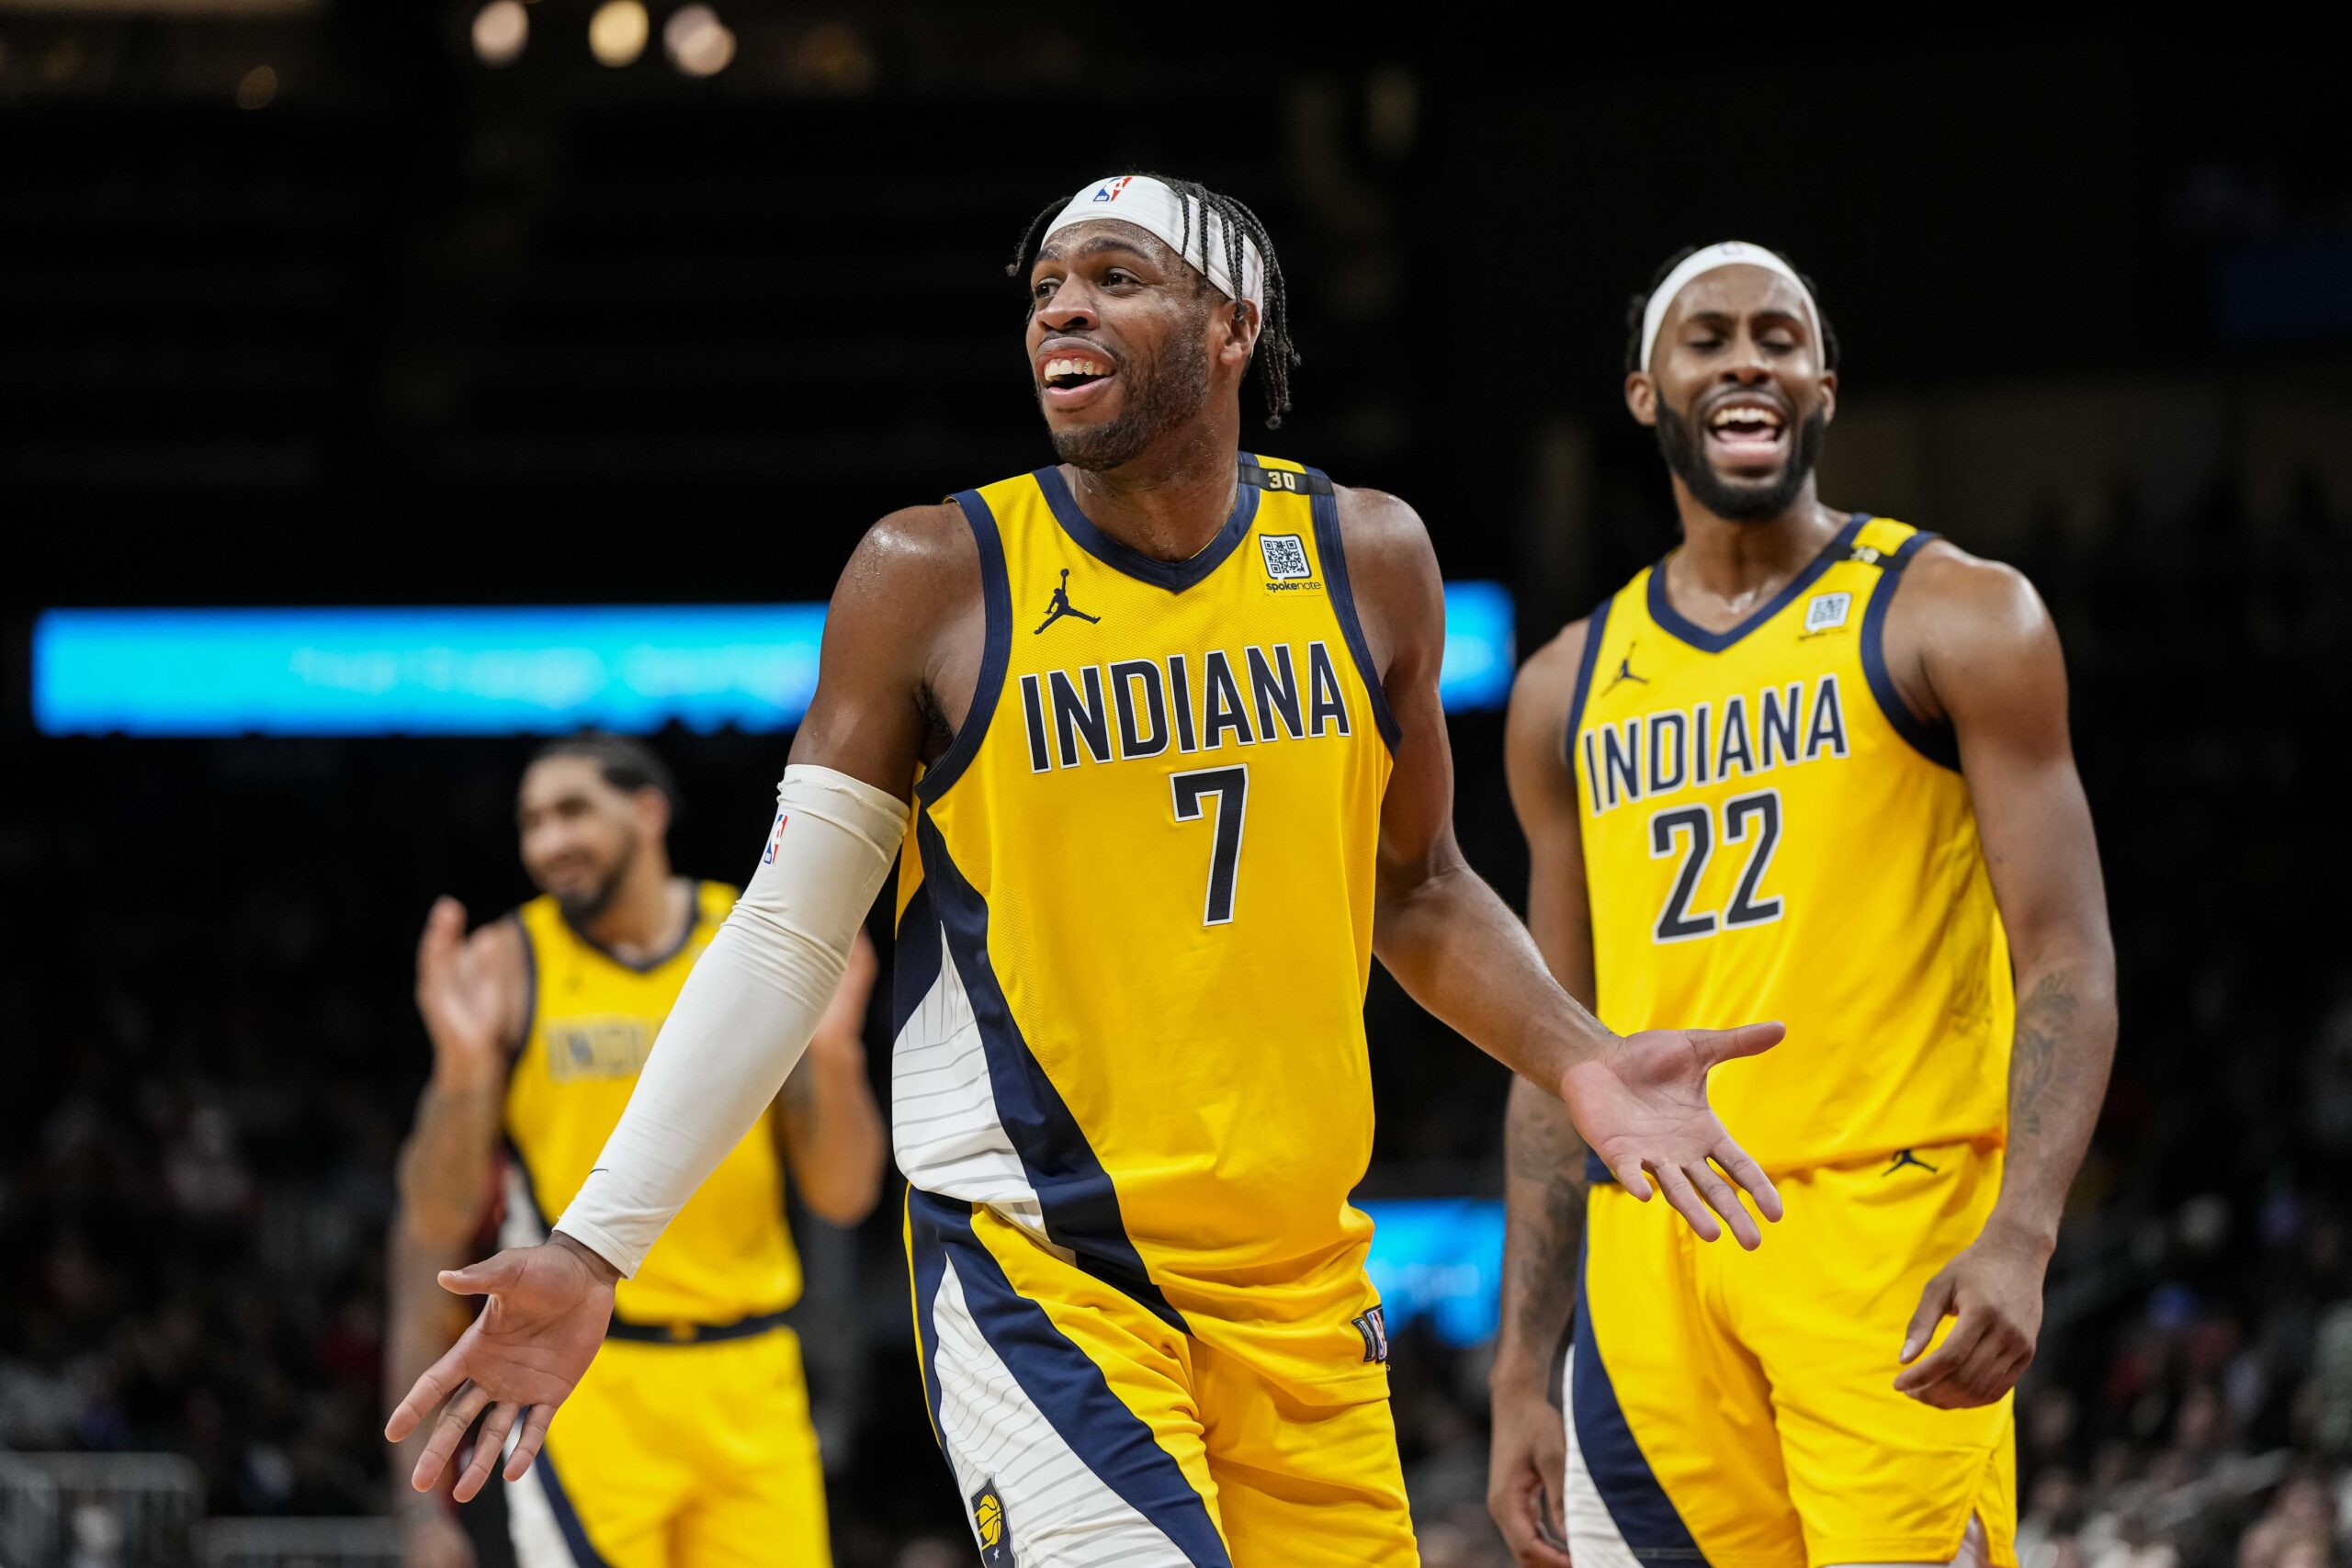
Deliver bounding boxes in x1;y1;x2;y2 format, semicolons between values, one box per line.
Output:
1062;415;1242;564
579;863;686;962
1668;479;1848;611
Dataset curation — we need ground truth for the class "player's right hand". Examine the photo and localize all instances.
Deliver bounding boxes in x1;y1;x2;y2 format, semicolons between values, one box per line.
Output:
1487;1387;1573;1568
415;897;503;1067
384;1237;617;1503
1558;1021;1785;1249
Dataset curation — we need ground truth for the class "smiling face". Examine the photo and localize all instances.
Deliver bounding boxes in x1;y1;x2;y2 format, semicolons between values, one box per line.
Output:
1024;218;1254;471
1627;263;1837;522
516;756;663;923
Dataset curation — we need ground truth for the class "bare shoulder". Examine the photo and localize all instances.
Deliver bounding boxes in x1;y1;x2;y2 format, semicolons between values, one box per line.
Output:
836;501;979;606
1512;617;1593;710
1332;484;1439;578
1900;537;2053;649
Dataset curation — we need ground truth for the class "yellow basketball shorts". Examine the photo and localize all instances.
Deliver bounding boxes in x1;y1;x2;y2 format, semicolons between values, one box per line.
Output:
906;1190;1419;1567
503;1323;831;1568
1565;1140;2017;1568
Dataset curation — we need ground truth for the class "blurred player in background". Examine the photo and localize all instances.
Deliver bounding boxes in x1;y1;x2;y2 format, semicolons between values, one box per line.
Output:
387;734;885;1568
1487;243;2118;1568
389;175;1793;1568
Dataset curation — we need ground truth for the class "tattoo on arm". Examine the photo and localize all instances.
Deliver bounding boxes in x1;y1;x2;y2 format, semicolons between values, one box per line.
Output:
1500;1083;1590;1403
2007;969;2081;1142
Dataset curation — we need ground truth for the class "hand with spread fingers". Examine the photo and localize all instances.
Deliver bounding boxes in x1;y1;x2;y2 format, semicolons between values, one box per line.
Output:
383;1235;618;1502
1560;1021;1786;1249
1893;1224;2048;1408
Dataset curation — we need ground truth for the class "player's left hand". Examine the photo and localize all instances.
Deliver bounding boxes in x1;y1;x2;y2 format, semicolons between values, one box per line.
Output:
1559;1021;1786;1249
1893;1224;2047;1408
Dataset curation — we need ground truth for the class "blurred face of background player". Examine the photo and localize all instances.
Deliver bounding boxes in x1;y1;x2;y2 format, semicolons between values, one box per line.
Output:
515;756;669;924
1024;218;1258;472
1625;263;1838;522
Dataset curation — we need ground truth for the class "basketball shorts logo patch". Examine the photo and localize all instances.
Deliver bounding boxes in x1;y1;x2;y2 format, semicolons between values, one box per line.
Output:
1260;533;1312;581
970;1483;1012;1565
1804;591;1853;634
1352;1303;1390;1364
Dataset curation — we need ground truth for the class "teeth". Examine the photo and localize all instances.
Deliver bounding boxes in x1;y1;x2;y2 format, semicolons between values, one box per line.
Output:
1045;356;1110;379
1710;406;1781;429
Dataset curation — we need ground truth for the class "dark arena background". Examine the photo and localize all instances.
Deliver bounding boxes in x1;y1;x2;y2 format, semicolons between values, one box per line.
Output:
4;8;2350;1567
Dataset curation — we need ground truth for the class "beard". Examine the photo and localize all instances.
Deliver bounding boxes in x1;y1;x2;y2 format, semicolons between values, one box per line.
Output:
550;827;637;925
1656;401;1828;522
1043;314;1214;472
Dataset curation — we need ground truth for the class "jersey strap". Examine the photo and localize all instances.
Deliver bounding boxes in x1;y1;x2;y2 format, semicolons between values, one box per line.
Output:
1855;526;1959;769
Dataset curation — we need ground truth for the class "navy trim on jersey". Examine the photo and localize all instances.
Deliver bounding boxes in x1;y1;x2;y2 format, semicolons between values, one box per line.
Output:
532;1450;612;1568
1561;596;1615;773
1859;529;1962;771
555;877;704;975
510;911;537;1056
1033;459;1261;594
1308;470;1404;751
1583;1150;1614;1186
917;1191;1234;1568
908;1190;954;1450
1645;513;1866;655
605;1306;792;1345
1571;1233;1705;1566
892;874;948;1032
910;812;1188;1332
921;490;1015;804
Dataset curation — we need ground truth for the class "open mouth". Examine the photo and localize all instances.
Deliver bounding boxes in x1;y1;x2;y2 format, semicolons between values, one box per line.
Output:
1705;401;1786;450
1042;354;1114;393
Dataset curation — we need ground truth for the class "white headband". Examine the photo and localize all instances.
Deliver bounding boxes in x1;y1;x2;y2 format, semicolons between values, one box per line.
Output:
1040;175;1266;314
1637;241;1823;373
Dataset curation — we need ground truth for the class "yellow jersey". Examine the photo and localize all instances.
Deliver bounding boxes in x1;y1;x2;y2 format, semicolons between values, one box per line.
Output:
893;455;1397;1391
1568;516;2012;1175
505;881;803;1327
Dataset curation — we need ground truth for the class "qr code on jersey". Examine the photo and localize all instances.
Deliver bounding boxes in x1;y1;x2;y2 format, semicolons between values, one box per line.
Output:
1260;534;1312;580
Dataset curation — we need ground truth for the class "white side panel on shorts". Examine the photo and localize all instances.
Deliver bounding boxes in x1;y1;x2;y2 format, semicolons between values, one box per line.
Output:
501;1443;580;1568
893;927;1048;1240
929;1255;1188;1568
1561;1355;1643;1568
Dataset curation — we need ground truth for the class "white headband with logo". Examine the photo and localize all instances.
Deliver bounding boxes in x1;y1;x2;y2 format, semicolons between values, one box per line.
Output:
1637;241;1823;372
1040;175;1265;313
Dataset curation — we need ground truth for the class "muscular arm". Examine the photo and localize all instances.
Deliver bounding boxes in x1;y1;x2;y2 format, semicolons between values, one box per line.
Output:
1886;547;2117;1404
1492;623;1596;1401
1342;487;1780;1247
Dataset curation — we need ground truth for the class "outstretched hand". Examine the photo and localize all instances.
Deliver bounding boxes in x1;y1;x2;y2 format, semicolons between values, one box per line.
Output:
384;1236;618;1502
1559;1021;1785;1248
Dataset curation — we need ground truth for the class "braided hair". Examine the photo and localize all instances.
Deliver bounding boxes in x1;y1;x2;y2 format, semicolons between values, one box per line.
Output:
1010;174;1300;429
1624;243;1839;374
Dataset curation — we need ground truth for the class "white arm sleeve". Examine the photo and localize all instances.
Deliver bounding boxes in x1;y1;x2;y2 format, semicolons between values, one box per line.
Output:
554;763;908;1276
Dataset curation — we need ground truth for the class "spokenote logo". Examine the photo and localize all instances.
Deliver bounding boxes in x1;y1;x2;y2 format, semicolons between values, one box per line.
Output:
1803;591;1853;635
1260;533;1312;581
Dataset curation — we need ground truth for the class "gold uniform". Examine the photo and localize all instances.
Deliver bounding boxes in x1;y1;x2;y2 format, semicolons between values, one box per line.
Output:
493;884;830;1568
1562;517;2018;1568
896;456;1417;1566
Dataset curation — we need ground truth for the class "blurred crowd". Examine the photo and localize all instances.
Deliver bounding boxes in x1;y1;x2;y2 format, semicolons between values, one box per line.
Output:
3;479;2347;1568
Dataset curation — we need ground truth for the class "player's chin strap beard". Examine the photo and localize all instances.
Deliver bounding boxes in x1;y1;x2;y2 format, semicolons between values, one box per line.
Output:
1655;401;1828;523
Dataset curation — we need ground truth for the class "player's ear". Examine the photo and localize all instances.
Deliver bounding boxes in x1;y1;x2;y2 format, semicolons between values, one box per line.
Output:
1625;371;1658;427
1218;299;1261;372
636;786;671;840
1816;369;1838;427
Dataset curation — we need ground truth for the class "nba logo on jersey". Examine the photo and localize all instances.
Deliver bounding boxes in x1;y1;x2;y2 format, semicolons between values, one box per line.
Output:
761;811;788;865
1352;1304;1390;1363
1091;175;1133;204
970;1483;1012;1566
1804;592;1853;634
1261;534;1312;580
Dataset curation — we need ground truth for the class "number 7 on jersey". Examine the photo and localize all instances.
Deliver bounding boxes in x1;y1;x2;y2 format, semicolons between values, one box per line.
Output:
1170;764;1249;927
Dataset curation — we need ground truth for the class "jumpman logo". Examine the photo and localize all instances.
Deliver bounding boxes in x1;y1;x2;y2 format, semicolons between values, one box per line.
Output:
1883;1148;1941;1177
1602;643;1648;695
1034;569;1101;635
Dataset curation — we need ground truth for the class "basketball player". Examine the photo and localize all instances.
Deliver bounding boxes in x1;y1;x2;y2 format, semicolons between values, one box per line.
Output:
1486;244;2117;1568
389;176;1792;1568
386;735;885;1568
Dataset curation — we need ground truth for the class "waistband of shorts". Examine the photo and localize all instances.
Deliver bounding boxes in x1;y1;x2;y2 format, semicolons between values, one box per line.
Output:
605;1307;792;1346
